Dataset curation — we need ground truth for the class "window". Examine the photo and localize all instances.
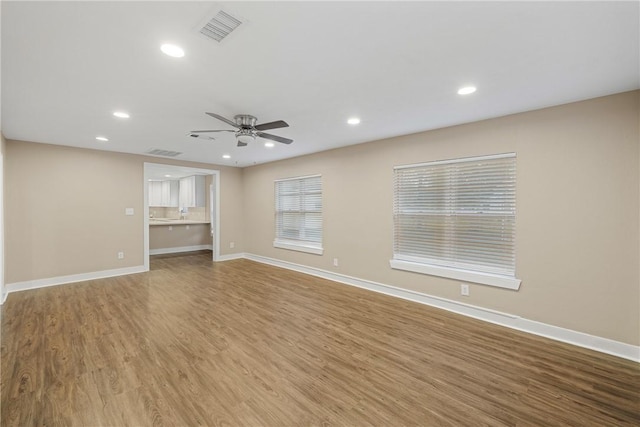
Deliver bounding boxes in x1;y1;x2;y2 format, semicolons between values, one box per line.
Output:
274;175;323;255
390;153;520;289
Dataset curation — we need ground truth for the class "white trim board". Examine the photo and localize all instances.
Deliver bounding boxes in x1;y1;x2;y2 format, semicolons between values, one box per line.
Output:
243;253;640;363
149;245;213;256
0;152;5;306
390;259;521;290
2;251;241;299
4;265;147;296
216;252;245;262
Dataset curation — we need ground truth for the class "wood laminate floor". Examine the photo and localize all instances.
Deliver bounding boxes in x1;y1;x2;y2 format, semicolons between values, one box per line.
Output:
1;252;638;426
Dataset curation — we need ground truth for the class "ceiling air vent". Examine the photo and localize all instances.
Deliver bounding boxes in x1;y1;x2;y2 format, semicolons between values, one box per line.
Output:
199;10;242;42
145;148;183;158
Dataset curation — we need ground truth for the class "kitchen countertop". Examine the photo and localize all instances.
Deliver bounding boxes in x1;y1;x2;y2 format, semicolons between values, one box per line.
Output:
149;218;210;226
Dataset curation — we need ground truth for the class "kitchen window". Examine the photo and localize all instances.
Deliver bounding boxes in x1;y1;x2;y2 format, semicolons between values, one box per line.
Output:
390;153;521;289
274;174;323;255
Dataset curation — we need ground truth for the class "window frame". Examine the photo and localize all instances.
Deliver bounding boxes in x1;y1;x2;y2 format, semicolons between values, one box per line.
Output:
390;153;521;290
273;174;324;255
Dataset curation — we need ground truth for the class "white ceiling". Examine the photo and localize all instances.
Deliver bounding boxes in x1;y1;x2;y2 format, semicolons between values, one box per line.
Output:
2;1;638;168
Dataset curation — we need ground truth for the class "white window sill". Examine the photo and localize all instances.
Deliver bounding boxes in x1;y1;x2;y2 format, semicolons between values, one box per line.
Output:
273;240;324;255
389;259;521;290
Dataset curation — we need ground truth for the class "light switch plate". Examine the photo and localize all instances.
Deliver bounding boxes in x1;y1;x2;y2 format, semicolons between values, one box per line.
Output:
125;208;134;216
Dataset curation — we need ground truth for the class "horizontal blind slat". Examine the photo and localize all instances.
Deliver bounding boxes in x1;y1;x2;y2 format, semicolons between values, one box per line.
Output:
393;154;516;277
275;175;323;245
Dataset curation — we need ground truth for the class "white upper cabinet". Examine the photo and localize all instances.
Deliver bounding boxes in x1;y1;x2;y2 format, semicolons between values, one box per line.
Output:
149;181;163;206
179;175;205;208
166;180;179;207
148;180;179;207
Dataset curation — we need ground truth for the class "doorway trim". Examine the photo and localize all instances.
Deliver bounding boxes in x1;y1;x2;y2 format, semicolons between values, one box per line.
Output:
143;162;221;271
0;152;5;304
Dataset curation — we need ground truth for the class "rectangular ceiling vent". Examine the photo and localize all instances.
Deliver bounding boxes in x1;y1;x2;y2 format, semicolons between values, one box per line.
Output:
199;10;242;42
145;148;183;158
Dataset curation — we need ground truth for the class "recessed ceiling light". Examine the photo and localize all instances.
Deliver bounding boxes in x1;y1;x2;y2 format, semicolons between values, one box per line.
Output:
95;136;109;142
347;117;361;125
113;111;130;119
164;174;172;178
264;142;275;148
457;86;477;95
222;154;231;159
160;43;185;58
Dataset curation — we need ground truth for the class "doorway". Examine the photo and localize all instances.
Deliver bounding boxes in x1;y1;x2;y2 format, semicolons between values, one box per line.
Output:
143;163;220;271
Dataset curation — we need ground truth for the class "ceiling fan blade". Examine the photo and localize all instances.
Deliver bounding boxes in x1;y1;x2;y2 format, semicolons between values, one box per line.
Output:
254;120;289;131
188;134;216;140
205;112;239;128
257;132;293;144
189;129;235;133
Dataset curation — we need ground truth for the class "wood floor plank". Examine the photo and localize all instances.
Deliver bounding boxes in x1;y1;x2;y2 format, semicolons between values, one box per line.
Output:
2;252;639;426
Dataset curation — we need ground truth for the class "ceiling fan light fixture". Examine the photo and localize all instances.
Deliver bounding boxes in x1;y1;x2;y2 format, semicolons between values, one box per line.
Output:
237;134;255;145
236;127;256;146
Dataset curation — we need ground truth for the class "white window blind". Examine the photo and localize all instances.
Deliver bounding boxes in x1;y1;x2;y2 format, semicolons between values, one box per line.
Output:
274;175;323;254
392;153;518;286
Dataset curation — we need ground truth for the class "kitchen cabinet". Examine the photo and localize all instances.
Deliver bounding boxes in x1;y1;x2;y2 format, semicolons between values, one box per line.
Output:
179;175;206;207
148;180;179;207
149;181;163;206
167;180;180;206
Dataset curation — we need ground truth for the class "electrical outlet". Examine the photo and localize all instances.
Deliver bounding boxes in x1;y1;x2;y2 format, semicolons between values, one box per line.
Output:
333;258;339;267
168;226;173;231
117;251;124;260
461;284;470;296
186;225;190;230
230;241;235;249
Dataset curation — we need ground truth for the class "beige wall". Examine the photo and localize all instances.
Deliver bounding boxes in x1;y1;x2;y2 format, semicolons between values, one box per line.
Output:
149;224;211;251
4;141;244;284
242;91;640;346
219;164;244;253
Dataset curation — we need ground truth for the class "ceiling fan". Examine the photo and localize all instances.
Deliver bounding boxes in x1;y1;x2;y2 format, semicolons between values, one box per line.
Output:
189;113;293;147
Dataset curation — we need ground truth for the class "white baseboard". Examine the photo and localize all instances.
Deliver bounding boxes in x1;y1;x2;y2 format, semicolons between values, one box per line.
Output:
215;252;245;262
244;253;640;363
149;245;213;255
5;265;148;296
